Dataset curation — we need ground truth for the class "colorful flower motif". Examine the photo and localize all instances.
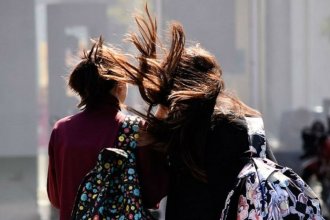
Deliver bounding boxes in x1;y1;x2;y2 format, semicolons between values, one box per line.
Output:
134;213;141;220
130;141;137;148
133;189;140;196
80;193;88;201
128;168;135;175
118;135;125;142
248;209;263;220
220;119;324;220
85;182;92;190
237;195;249;220
72;116;154;220
98;206;104;215
132;125;139;132
104;163;110;169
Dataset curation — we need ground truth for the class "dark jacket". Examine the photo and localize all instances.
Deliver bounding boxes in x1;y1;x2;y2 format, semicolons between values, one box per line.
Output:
165;116;276;220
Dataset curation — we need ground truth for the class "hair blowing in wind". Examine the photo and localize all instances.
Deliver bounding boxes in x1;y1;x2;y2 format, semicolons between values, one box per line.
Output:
99;6;259;181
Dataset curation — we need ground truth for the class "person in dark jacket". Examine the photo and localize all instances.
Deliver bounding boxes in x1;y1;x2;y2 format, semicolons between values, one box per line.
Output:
99;8;276;220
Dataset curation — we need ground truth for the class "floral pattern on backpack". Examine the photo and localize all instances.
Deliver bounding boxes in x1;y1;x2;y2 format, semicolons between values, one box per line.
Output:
220;117;325;220
71;116;155;220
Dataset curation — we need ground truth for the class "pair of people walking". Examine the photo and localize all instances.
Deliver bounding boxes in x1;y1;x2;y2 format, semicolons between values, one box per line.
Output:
47;6;299;220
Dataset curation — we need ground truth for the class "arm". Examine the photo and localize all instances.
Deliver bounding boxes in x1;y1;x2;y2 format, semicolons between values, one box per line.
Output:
136;147;169;209
47;129;60;209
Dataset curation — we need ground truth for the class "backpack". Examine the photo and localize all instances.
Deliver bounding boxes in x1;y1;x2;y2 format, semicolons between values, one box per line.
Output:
220;117;325;220
71;116;155;220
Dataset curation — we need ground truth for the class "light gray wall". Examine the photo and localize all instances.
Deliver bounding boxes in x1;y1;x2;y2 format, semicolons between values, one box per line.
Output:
0;0;37;156
265;0;292;148
162;0;242;74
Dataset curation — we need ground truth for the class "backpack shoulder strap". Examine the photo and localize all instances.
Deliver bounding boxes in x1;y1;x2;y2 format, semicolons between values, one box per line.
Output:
221;118;269;219
113;115;142;151
244;117;267;159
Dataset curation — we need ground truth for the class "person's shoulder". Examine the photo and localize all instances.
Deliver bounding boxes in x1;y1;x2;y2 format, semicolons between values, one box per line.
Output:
53;114;79;130
211;114;247;132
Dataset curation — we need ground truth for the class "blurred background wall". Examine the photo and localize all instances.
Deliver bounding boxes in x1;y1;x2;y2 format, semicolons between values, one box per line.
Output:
0;0;37;156
1;0;330;219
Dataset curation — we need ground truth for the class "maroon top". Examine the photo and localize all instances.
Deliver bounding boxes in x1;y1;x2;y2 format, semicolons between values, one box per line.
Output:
47;103;124;220
47;103;168;220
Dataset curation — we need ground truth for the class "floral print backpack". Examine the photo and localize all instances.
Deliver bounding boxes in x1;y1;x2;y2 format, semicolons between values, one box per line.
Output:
71;116;155;220
220;117;325;220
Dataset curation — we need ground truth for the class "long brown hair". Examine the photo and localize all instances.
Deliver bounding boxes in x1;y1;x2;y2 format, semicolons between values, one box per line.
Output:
100;6;260;181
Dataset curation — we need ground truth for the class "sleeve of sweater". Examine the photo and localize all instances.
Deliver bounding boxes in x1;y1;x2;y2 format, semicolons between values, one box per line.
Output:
47;129;60;209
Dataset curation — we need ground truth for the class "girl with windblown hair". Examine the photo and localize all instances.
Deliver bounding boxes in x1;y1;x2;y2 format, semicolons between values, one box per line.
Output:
47;37;167;220
99;8;277;220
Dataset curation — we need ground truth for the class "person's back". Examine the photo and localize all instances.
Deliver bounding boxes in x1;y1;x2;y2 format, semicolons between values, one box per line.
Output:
47;38;128;220
48;103;124;219
165;116;276;220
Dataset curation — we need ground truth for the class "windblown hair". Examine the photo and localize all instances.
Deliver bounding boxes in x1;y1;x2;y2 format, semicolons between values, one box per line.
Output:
68;37;126;110
99;6;260;181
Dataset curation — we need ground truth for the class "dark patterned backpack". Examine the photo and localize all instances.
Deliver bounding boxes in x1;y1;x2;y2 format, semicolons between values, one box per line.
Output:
71;116;155;220
220;117;325;220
